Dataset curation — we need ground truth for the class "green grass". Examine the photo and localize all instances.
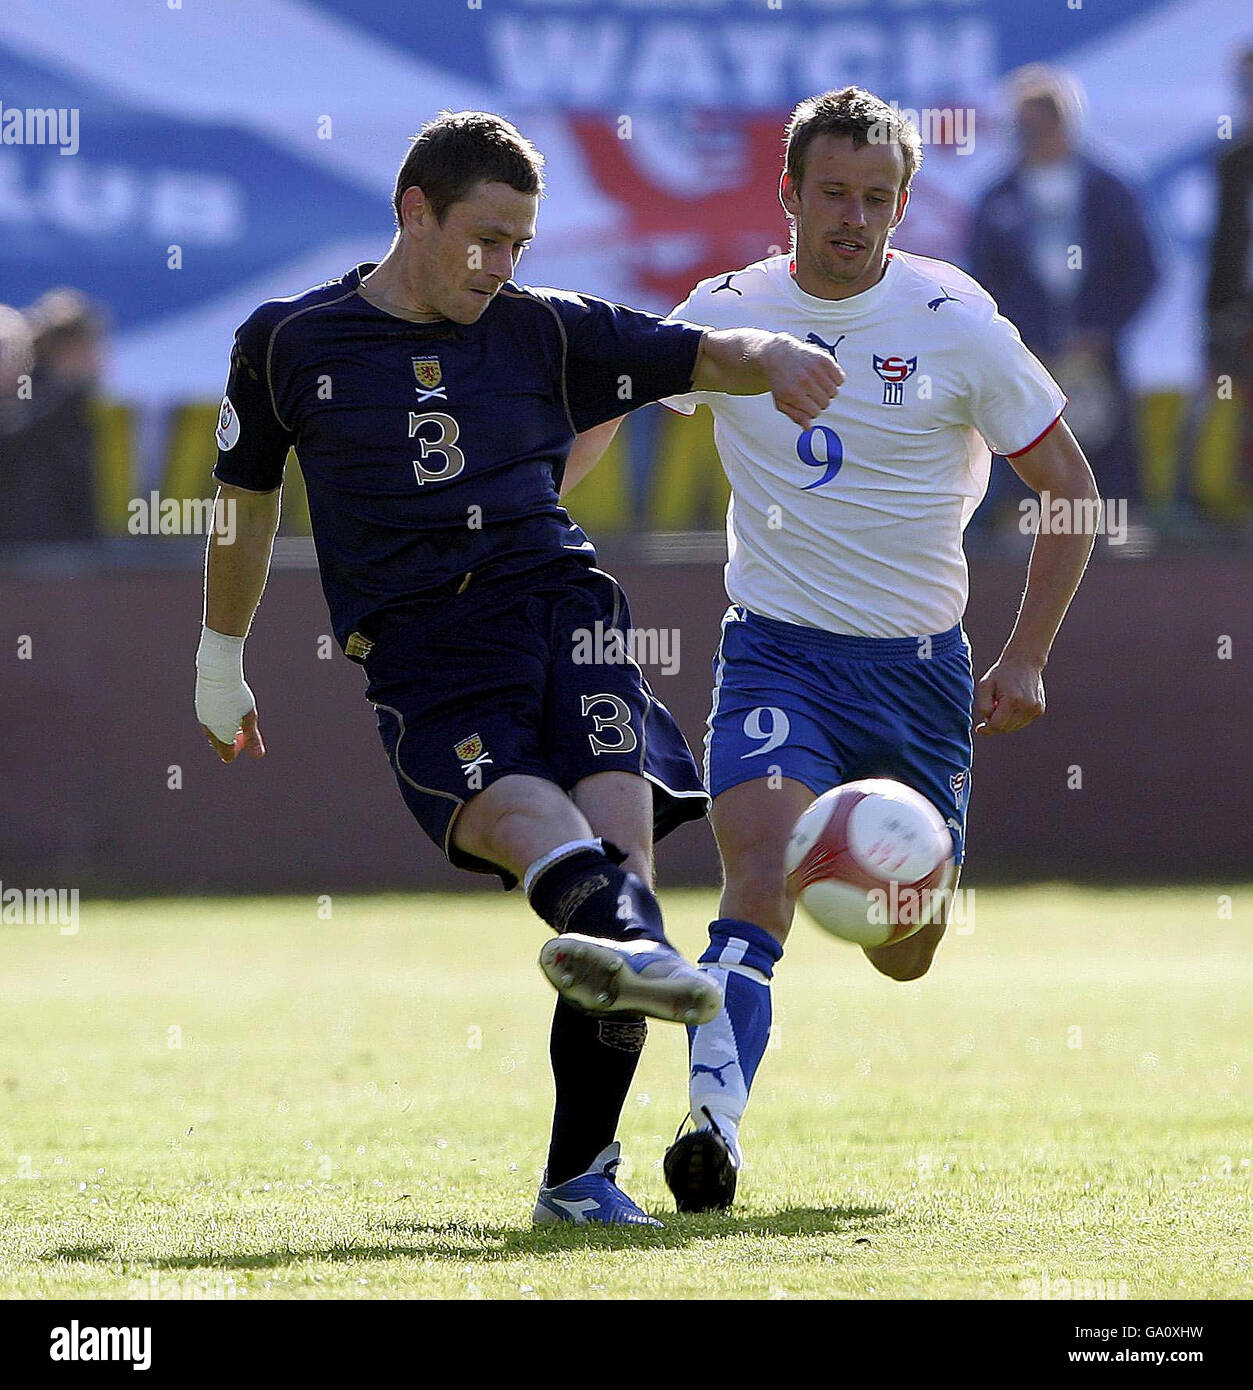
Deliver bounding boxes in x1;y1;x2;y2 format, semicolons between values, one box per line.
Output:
0;887;1248;1300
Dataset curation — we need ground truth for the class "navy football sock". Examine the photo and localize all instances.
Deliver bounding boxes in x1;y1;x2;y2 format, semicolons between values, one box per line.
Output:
526;841;670;947
545;1001;647;1187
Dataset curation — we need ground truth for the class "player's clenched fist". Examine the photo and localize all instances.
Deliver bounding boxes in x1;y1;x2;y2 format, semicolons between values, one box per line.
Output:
973;653;1046;735
195;626;266;763
760;335;845;429
691;327;844;428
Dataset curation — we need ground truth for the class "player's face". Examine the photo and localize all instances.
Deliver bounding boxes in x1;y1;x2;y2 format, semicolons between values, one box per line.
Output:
411;181;538;324
782;134;907;298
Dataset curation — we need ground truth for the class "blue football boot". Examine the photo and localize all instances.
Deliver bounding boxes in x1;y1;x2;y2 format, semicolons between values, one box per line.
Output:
533;1142;662;1228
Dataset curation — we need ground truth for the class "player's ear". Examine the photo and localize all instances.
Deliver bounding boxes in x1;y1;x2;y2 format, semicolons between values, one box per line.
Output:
399;185;433;236
891;183;910;228
779;171;800;220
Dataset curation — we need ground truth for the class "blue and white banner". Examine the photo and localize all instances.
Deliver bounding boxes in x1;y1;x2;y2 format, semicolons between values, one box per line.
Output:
0;0;1242;398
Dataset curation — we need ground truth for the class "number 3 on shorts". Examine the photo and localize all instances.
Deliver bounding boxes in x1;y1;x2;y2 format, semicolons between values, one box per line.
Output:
740;706;790;759
581;693;639;756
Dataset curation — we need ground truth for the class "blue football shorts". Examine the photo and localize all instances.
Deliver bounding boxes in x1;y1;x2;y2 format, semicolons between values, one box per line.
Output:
705;605;975;862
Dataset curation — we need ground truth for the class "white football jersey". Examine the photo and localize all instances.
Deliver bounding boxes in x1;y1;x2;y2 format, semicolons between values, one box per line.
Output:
664;251;1066;637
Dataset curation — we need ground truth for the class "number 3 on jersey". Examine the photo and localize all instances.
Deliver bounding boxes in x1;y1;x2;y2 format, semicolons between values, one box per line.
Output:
796;425;843;490
409;410;466;485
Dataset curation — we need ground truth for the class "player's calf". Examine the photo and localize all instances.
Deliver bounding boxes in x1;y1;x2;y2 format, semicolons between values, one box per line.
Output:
720;868;795;945
863;918;946;981
570;768;655;888
711;776;813;944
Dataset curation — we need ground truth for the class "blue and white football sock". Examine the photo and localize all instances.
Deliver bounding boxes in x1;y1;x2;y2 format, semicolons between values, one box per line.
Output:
687;918;783;1166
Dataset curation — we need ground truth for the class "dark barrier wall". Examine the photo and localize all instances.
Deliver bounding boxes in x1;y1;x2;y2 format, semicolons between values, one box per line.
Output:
1;551;1249;892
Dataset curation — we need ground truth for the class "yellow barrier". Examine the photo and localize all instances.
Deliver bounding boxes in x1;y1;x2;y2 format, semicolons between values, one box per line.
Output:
560;417;629;530
90;401;136;534
649;407;729;530
160;402;219;506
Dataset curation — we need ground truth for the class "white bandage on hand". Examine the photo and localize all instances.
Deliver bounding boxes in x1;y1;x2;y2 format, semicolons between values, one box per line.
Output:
195;626;255;744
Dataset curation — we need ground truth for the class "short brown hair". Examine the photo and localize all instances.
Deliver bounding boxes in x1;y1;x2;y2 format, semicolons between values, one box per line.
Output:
784;87;922;194
393;110;545;225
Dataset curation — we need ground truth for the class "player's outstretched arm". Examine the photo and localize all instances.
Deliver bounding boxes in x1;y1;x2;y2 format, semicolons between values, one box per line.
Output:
560;415;624;497
974;418;1099;736
692;329;844;429
196;482;280;764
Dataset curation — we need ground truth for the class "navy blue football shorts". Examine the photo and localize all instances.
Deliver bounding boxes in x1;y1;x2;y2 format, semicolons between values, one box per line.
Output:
706;606;975;863
359;559;709;883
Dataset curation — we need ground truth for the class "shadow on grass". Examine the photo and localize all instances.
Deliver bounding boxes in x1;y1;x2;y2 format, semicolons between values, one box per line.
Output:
140;1204;890;1271
44;1244;116;1262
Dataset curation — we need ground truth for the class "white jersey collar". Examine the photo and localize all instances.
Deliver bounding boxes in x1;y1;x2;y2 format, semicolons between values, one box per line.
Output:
780;250;900;317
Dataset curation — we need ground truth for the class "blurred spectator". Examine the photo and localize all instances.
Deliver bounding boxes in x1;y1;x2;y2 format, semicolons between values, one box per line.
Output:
0;305;36;535
1193;45;1253;523
0;288;104;543
0;304;33;400
968;65;1159;530
891;96;981;266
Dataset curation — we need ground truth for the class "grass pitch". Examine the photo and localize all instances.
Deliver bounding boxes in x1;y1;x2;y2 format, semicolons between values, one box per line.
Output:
0;886;1248;1300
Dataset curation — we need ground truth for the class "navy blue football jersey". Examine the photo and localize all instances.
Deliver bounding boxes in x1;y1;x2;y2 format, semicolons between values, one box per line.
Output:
213;263;704;646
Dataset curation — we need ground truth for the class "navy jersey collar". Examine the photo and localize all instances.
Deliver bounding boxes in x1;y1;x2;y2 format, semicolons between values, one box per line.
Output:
346;263;523;334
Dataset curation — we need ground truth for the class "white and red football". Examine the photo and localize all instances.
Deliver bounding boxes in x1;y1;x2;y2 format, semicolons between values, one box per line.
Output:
784;779;955;947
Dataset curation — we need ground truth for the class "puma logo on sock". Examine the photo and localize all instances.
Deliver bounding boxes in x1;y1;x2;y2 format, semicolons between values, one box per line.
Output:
691;1060;735;1088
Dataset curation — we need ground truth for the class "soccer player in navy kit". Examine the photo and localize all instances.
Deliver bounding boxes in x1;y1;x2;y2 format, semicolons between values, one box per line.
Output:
193;111;842;1226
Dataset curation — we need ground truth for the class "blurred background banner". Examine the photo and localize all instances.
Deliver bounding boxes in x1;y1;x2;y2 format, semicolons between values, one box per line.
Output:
0;0;1244;402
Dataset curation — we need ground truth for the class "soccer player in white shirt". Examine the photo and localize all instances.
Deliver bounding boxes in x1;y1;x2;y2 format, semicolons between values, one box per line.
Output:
565;87;1099;1212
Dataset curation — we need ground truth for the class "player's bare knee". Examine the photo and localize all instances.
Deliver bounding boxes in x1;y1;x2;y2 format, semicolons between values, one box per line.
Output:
455;779;582;869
